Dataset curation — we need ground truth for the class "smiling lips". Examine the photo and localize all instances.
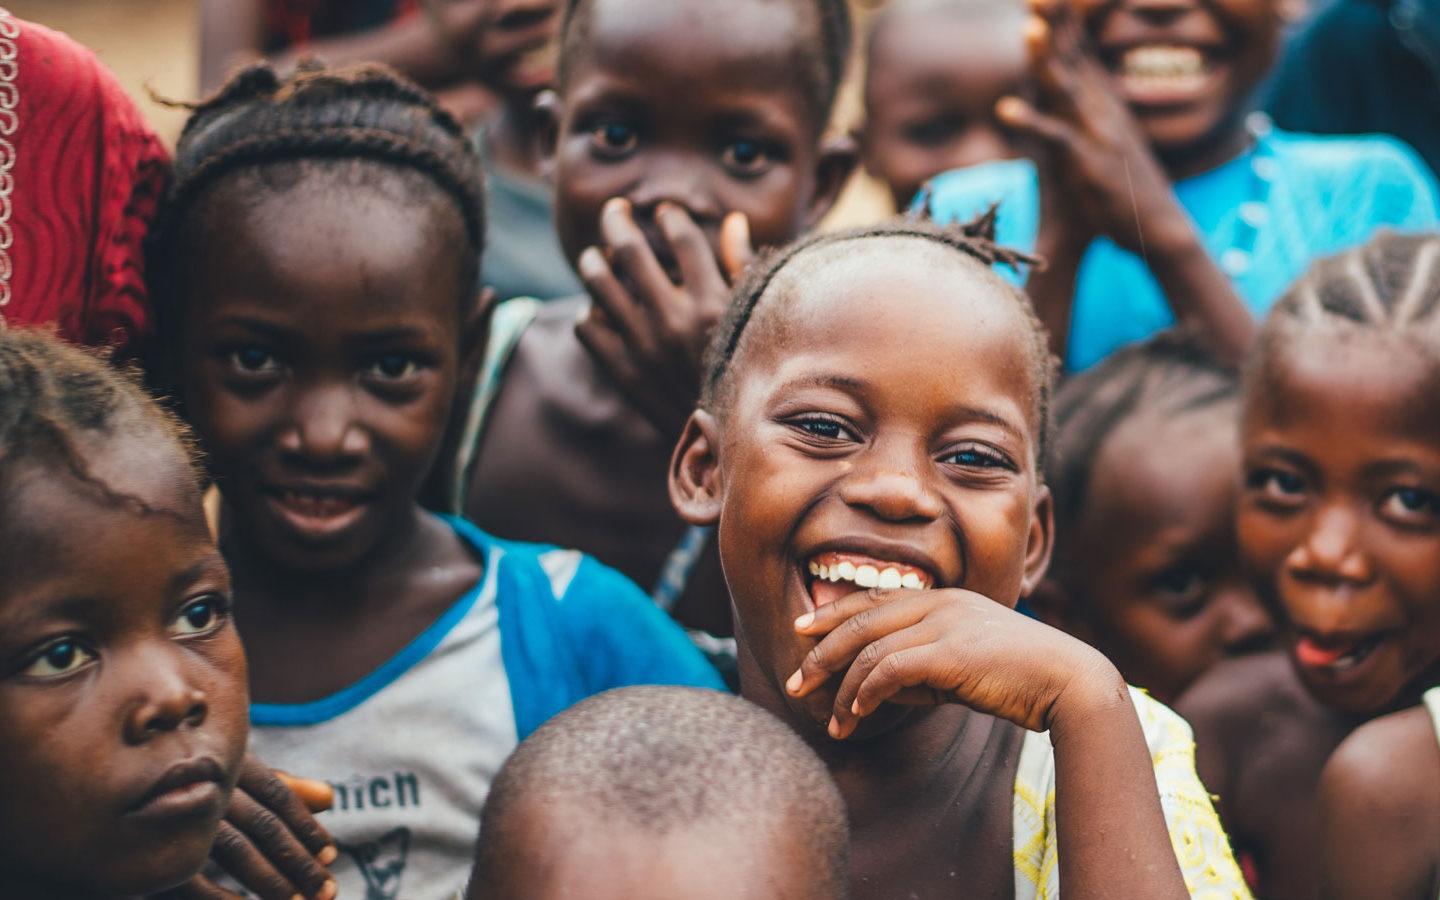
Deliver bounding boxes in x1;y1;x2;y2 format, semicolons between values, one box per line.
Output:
1293;632;1385;674
804;551;935;608
267;487;368;538
1113;44;1217;104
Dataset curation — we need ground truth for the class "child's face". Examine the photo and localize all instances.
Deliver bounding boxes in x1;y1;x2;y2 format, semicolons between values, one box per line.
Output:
1052;399;1273;703
1239;332;1440;715
475;0;562;98
549;0;843;272
0;433;247;895
179;180;475;574
676;242;1051;736
862;6;1026;210
1075;0;1291;160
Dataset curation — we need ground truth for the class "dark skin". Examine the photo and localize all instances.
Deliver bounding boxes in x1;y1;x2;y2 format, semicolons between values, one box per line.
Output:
477;0;563;181
0;432;248;899
996;0;1303;364
670;239;1189;899
465;0;854;635
171;173;485;897
1032;399;1275;704
861;0;1028;211
1179;328;1440;899
480;806;827;900
1318;704;1440;900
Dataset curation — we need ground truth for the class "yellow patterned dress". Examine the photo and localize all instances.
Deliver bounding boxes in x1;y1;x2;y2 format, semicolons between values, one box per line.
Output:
1012;687;1252;899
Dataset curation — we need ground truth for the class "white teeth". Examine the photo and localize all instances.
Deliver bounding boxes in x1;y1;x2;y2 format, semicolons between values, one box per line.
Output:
837;561;856;581
877;568;902;590
854;565;880;588
809;562;822;577
900;572;922;590
1122;45;1205;78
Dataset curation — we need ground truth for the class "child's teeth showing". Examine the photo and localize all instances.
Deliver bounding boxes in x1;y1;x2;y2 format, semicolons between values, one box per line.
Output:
803;553;935;608
1118;45;1210;94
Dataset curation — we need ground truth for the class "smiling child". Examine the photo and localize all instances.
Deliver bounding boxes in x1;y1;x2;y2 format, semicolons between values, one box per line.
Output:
1179;232;1440;898
148;62;721;900
923;0;1440;371
1033;330;1274;703
455;0;857;638
667;218;1248;898
0;329;249;899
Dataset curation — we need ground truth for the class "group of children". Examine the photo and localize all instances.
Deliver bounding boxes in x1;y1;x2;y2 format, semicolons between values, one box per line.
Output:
3;0;1440;897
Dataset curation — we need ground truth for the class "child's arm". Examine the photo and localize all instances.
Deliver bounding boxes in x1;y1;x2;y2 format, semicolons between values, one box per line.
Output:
788;588;1189;899
997;0;1255;365
1318;708;1440;900
161;755;337;900
574;198;754;438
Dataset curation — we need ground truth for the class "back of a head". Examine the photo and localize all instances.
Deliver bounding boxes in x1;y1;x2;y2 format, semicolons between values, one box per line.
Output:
1047;329;1239;570
470;686;849;900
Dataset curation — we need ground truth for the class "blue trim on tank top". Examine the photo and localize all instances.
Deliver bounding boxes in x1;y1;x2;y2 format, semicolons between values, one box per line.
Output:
249;514;495;727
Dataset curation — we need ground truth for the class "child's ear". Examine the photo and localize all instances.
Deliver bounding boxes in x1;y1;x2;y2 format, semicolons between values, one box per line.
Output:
533;90;562;181
1020;483;1055;597
802;133;859;230
669;409;724;525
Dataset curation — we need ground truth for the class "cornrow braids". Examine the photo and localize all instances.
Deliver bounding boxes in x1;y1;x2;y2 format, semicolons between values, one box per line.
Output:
1046;329;1238;569
1253;230;1440;363
147;61;486;362
558;0;852;126
700;210;1051;450
0;329;200;519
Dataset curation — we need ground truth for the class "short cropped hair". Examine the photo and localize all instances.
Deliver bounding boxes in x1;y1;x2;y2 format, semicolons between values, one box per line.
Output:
471;686;849;897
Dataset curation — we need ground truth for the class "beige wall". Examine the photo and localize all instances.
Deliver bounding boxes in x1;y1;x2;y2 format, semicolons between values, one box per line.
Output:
8;0;198;145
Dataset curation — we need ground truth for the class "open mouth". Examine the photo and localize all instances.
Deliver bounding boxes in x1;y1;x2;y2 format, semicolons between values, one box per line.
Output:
265;486;371;538
1108;44;1224;106
1292;632;1386;674
802;551;936;609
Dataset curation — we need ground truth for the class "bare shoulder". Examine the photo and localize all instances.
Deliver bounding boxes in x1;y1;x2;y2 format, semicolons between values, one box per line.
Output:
1176;652;1306;740
1323;705;1440;817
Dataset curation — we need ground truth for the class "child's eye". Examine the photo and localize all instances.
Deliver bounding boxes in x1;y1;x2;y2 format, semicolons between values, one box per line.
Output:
941;445;1014;471
590;121;638;156
902;117;962;147
721;138;772;176
1246;468;1307;505
228;346;281;375
789;415;856;442
1151;568;1207;617
1379;486;1440;526
19;639;97;679
366;354;422;381
170;595;230;637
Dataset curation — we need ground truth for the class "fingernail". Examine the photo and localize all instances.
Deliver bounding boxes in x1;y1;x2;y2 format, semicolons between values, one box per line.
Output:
794;611;814;629
578;245;605;277
318;879;338;900
851;699;861;715
786;669;803;694
291;894;304;900
827;716;841;738
318;845;338;865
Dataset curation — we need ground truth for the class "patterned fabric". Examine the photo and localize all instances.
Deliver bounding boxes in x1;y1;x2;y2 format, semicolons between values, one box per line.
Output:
0;12;170;356
1012;687;1252;899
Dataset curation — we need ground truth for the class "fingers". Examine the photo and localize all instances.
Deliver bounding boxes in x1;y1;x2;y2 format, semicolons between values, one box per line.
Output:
657;201;727;300
210;809;336;900
155;874;247;899
719;211;756;282
273;771;334;814
579;245;659;361
828;631;944;738
842;645;951;736
786;590;932;698
600;197;676;302
575;314;694;435
995;96;1075;147
238;761;334;861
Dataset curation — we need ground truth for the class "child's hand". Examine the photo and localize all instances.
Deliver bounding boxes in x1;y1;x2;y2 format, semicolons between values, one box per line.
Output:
995;0;1188;256
575;198;755;437
786;587;1123;739
159;756;338;900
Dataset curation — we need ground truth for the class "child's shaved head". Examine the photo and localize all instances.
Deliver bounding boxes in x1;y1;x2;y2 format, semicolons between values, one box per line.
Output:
469;686;849;900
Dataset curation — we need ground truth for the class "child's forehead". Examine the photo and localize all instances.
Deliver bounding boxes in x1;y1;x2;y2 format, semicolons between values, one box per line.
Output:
568;0;822;105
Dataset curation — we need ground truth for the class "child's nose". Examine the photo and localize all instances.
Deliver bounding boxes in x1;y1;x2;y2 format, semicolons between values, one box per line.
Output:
123;652;209;744
1285;503;1374;587
838;469;945;524
628;155;721;223
278;384;369;464
1217;586;1276;656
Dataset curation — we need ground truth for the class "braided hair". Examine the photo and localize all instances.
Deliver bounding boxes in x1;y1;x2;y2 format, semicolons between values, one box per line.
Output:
0;328;199;518
1046;329;1238;570
148;62;486;356
701;210;1053;452
1253;230;1440;361
558;0;853;127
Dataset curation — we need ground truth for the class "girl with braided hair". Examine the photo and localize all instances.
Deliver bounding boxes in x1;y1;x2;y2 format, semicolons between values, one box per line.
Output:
1179;231;1440;899
149;61;720;900
668;216;1248;898
0;329;250;898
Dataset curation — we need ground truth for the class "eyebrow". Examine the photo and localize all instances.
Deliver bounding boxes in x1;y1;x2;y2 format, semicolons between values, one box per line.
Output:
168;557;227;597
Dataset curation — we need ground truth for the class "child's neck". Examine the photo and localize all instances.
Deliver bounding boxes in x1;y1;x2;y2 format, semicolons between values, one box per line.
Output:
1157;118;1254;182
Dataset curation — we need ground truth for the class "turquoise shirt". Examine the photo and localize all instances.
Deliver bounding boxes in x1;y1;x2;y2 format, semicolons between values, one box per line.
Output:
923;128;1440;370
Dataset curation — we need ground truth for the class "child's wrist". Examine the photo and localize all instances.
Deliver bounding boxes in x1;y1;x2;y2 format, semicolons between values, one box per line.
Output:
1045;651;1130;736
